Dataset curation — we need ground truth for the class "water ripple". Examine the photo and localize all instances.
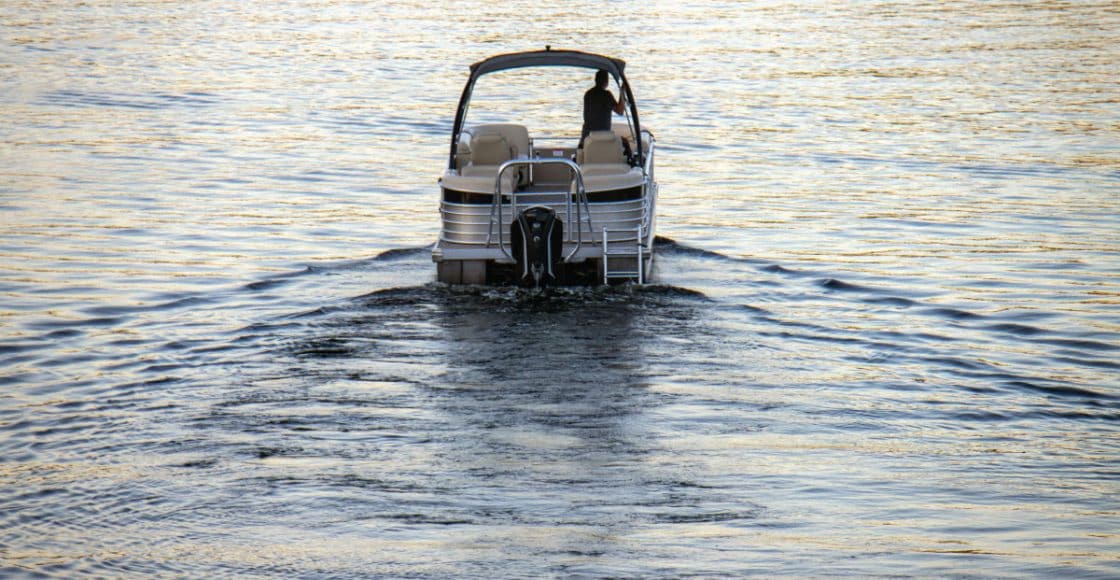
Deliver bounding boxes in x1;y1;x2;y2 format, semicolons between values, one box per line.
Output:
2;0;1118;576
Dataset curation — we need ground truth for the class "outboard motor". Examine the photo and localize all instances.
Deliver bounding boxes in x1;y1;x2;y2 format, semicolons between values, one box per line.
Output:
511;206;563;288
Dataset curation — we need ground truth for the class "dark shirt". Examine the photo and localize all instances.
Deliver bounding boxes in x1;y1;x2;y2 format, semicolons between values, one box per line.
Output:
582;86;617;138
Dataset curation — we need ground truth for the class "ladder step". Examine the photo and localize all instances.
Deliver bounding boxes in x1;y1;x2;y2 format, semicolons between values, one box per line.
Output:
602;226;645;284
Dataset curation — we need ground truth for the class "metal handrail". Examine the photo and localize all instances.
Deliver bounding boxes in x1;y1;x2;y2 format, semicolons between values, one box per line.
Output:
485;158;593;261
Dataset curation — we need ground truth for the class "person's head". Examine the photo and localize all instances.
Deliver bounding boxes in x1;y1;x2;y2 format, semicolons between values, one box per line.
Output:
595;69;610;89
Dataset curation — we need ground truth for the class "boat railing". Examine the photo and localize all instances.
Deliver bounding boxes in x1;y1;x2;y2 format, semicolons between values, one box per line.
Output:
485;158;594;262
640;133;656;244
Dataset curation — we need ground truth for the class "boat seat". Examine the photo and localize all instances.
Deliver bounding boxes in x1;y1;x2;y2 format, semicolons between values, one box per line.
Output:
469;124;531;186
459;134;516;193
577;130;632;183
574;131;643;192
471;124;530;159
468;134;512;166
578;130;629;168
580;166;644;193
441;171;516;195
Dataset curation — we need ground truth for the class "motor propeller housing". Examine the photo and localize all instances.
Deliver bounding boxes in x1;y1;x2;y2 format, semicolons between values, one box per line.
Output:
511;206;563;288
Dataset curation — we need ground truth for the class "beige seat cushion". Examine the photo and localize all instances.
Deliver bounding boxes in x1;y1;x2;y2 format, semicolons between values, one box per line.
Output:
580;166;644;192
470;124;531;186
579;130;628;170
470;134;512;166
471;124;530;159
458;134;517;192
443;170;516;194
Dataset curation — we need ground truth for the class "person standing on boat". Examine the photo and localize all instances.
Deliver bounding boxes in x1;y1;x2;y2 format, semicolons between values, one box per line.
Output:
581;69;626;147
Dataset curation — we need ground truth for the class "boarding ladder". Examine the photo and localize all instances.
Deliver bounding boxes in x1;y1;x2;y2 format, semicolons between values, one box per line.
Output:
602;228;645;284
602;179;653;284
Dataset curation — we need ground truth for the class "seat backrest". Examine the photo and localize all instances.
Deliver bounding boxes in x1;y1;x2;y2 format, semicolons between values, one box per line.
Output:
470;134;512;166
580;130;626;165
472;124;530;159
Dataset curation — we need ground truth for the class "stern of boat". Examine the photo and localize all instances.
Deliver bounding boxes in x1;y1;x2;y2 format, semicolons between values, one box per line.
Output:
434;127;656;286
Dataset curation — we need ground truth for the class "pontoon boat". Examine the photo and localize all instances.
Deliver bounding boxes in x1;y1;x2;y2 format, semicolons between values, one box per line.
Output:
433;48;658;286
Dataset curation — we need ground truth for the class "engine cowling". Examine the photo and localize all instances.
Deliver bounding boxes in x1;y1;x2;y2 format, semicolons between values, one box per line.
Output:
510;206;563;288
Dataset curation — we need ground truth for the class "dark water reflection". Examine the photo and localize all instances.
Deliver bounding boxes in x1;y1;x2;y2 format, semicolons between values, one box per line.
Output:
172;282;750;576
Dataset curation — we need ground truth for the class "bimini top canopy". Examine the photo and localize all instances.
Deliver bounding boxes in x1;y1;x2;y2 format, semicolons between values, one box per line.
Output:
469;49;626;79
449;48;642;169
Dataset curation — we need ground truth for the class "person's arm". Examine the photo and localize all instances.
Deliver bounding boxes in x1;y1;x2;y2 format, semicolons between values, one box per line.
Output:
613;90;626;115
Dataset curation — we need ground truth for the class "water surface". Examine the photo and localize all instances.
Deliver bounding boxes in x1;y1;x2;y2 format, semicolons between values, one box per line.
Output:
2;1;1119;576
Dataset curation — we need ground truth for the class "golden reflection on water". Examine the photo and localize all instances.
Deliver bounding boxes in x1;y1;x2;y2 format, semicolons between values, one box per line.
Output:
1;0;1118;576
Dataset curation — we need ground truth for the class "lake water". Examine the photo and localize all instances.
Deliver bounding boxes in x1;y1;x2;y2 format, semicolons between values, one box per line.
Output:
2;1;1119;576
